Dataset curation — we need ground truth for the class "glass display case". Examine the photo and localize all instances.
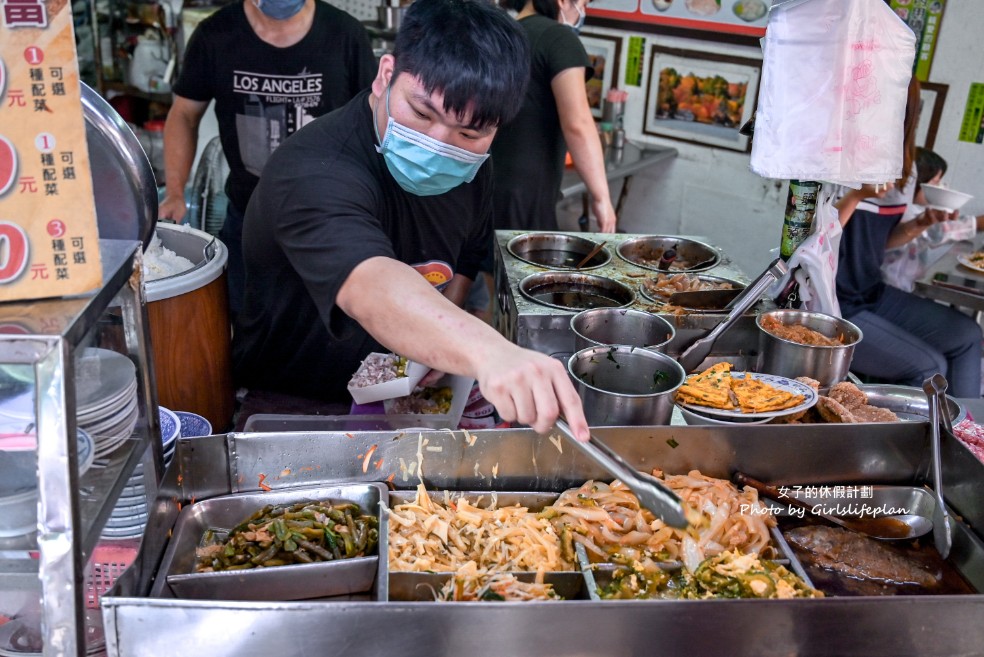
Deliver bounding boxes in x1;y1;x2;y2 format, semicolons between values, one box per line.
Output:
0;239;160;657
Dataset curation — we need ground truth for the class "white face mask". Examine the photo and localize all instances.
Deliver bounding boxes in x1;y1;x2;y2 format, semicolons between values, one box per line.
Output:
560;1;586;32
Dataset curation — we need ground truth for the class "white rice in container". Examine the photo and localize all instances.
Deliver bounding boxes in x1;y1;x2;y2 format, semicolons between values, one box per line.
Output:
143;231;196;281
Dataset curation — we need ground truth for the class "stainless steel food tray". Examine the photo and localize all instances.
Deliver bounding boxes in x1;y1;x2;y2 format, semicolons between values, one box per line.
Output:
152;483;387;601
104;425;984;657
858;384;966;423
383;490;582;601
758;484;936;519
578;527;815;600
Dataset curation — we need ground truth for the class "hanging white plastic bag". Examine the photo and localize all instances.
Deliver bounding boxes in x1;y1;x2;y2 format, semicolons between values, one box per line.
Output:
782;185;843;316
750;0;916;186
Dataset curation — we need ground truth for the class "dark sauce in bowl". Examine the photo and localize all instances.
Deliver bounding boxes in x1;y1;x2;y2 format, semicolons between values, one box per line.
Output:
530;289;623;310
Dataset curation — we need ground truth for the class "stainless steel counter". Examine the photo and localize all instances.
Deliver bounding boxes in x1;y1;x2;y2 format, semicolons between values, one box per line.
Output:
492;229;767;362
103;422;984;657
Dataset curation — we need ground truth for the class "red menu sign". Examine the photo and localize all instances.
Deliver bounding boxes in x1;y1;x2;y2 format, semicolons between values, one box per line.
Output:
0;0;102;302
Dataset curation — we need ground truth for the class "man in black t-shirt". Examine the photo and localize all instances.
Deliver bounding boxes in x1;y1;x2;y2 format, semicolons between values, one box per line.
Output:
161;0;375;318
233;0;592;441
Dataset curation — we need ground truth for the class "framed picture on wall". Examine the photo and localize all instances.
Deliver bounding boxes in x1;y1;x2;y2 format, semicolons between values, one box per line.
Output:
917;81;948;151
642;46;760;151
579;32;622;120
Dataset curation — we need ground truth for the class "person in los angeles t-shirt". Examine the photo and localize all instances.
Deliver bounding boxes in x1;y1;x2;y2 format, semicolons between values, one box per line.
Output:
161;0;375;319
233;0;592;442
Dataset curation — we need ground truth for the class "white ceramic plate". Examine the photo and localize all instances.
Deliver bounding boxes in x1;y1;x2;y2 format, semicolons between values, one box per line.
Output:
956;253;984;274
77;378;137;422
75;348;137;410
676;371;818;419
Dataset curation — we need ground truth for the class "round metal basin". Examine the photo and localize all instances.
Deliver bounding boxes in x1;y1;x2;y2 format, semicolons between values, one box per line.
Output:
617;236;720;272
507;232;611;270
519;272;634;311
639;273;744;313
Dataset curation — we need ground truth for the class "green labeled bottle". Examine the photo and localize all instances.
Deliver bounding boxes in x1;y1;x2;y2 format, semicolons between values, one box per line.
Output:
779;180;821;260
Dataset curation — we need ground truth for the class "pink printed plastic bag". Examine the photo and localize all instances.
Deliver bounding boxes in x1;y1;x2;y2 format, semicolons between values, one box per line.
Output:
750;0;916;186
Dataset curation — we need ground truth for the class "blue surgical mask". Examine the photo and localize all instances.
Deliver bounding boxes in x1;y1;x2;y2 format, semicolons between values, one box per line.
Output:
373;87;489;197
561;2;586;32
252;0;306;20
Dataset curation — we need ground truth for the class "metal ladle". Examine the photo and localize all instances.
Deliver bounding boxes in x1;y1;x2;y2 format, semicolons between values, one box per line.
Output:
735;472;932;541
923;374;954;559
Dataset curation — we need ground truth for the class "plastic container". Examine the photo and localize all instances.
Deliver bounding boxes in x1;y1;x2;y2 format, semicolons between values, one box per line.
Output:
347;353;429;405
145;224;233;429
383;374;473;429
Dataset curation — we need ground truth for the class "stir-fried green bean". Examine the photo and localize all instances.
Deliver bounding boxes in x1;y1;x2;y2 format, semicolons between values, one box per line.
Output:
194;500;378;572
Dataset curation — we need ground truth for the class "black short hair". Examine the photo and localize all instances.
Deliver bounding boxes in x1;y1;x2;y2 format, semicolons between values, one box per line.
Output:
914;146;948;186
393;0;530;130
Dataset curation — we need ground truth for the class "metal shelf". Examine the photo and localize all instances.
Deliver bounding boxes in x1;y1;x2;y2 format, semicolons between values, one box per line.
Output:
0;239;161;656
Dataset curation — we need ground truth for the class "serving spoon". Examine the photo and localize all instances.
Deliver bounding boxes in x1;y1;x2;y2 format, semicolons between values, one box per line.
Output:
923;374;953;559
735;472;932;541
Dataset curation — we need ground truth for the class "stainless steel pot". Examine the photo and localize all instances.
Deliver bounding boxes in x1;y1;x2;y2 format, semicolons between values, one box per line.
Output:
756;309;862;388
616;236;720;272
568;345;685;426
570;308;674;352
507;232;611;270
378;5;407;30
519;271;634;311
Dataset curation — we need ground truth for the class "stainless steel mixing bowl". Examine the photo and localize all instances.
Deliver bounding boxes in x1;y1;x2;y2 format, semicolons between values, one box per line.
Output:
568;345;685;426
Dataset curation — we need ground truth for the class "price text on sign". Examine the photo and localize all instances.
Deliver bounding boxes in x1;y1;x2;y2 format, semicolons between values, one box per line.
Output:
0;0;103;301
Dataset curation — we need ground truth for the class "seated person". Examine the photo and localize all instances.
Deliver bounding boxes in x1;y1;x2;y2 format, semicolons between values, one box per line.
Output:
882;147;984;291
834;77;981;398
231;0;591;440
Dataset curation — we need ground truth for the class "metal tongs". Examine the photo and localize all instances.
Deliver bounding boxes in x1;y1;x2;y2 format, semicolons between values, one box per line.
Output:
554;418;689;528
923;374;953;559
676;258;788;373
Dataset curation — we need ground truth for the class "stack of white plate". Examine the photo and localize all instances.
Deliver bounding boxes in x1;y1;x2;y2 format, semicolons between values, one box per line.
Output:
101;407;180;541
75;348;139;463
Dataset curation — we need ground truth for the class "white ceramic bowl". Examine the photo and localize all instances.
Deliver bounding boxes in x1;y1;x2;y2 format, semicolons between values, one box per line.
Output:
921;184;973;211
677;404;773;426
